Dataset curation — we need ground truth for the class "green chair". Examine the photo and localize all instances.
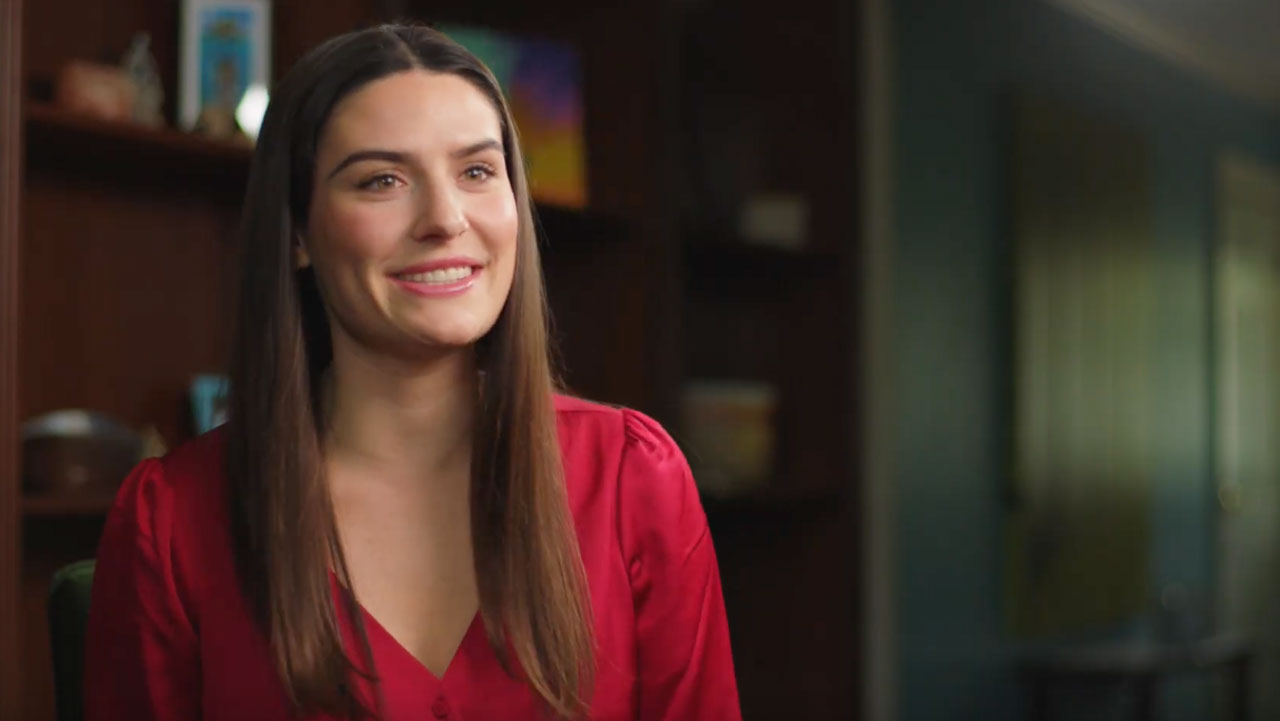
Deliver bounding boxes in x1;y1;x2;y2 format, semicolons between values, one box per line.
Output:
48;560;95;721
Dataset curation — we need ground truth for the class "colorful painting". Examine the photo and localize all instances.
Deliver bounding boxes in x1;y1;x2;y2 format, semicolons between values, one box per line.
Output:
441;25;588;209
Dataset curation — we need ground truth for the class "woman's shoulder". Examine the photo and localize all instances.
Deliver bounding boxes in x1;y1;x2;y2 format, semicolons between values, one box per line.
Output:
552;393;685;465
552;392;625;420
159;425;229;479
153;426;229;502
553;394;706;556
106;427;229;532
90;427;247;665
552;391;671;434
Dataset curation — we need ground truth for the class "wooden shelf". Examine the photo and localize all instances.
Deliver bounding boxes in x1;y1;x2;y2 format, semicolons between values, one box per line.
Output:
23;102;254;189
25;102;253;161
22;493;115;518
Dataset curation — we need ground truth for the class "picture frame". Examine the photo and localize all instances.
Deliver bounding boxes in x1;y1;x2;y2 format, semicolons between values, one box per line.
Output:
179;0;271;132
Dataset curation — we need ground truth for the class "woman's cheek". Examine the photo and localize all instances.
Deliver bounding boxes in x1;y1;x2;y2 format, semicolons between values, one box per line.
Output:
473;192;518;245
322;199;404;258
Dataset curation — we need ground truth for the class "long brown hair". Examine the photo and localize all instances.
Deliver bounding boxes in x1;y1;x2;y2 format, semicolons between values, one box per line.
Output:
226;24;593;719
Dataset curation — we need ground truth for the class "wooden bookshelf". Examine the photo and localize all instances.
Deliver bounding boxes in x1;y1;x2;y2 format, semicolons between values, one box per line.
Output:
24;102;253;191
1;1;862;718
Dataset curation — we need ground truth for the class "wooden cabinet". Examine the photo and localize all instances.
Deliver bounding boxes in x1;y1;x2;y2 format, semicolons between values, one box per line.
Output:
673;4;861;717
0;1;862;718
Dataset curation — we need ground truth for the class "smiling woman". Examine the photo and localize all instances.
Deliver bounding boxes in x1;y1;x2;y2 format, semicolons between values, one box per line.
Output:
81;23;741;721
301;70;518;356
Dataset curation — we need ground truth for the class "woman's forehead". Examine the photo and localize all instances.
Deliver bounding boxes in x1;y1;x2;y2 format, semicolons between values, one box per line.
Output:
321;70;503;155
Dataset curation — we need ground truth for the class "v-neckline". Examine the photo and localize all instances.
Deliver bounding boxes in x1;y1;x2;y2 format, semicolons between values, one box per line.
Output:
328;570;483;683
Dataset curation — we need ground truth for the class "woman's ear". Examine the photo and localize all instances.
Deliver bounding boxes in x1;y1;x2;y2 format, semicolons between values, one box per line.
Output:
294;233;312;269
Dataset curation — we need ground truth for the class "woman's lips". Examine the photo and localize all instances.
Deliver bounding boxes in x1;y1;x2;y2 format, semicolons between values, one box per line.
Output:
389;264;481;297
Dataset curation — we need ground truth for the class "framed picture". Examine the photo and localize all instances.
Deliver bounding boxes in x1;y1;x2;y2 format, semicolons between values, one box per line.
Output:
179;0;271;132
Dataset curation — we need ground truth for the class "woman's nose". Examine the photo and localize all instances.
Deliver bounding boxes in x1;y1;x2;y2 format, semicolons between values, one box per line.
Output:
412;183;469;241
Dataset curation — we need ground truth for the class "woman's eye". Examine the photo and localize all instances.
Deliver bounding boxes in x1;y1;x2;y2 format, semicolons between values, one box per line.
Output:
463;164;495;182
358;174;402;191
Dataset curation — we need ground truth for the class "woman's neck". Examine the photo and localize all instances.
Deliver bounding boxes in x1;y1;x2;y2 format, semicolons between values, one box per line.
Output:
321;334;478;483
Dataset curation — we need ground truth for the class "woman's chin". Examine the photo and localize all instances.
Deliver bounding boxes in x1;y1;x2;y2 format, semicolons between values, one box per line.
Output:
404;327;487;354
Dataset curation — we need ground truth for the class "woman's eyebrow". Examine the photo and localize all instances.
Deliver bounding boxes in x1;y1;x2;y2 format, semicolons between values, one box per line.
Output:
326;149;408;178
326;140;502;179
451;139;503;158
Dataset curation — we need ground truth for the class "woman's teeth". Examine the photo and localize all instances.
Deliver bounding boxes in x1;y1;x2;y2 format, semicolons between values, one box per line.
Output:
398;266;474;284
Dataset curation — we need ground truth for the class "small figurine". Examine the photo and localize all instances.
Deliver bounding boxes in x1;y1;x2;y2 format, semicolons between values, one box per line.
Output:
121;32;164;128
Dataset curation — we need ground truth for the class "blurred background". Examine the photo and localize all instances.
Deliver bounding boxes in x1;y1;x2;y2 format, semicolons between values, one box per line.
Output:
0;0;1278;720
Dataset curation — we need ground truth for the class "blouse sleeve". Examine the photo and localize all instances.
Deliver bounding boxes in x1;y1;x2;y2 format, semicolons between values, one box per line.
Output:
85;458;201;720
618;410;742;721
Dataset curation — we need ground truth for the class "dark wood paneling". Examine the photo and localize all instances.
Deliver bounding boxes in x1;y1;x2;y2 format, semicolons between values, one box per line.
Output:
711;503;856;718
538;216;651;410
20;168;239;446
0;0;22;716
271;0;380;80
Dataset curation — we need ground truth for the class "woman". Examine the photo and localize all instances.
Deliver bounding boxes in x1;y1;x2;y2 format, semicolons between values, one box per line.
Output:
85;23;740;721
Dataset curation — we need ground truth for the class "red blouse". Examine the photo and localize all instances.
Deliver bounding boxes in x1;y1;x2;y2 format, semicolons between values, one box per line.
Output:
85;395;741;721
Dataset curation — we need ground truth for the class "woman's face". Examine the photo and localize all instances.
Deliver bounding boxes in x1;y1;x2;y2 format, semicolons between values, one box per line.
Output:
302;69;518;360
